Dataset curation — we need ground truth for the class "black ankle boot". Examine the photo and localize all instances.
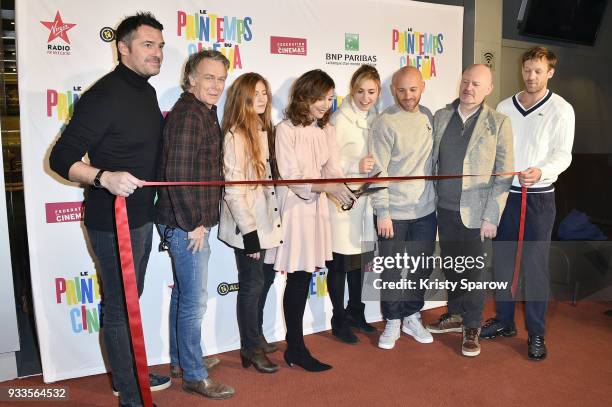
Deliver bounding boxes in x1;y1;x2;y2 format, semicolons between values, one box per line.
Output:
284;345;332;372
240;348;279;373
346;306;377;333
331;316;358;344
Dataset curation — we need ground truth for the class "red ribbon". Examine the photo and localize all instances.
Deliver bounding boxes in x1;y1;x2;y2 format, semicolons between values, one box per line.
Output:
143;172;519;187
114;197;153;407
511;186;528;297
114;172;526;406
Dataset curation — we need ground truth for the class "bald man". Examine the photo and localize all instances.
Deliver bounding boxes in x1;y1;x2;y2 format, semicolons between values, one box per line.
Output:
369;66;437;350
426;64;514;357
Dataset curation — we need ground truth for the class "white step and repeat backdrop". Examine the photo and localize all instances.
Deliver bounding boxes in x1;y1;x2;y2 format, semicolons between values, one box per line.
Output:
16;0;463;382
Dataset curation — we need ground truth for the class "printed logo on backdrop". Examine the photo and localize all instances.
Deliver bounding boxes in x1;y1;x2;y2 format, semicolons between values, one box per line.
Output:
270;36;307;56
45;201;84;224
325;33;377;67
392;28;444;80
99;27;115;43
46;87;81;122
345;33;359;51
331;95;346;113
177;9;253;72
217;282;239;296
55;271;101;334
309;270;328;298
40;11;76;56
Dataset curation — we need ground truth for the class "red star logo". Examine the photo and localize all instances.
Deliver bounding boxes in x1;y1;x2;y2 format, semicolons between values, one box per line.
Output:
41;11;76;44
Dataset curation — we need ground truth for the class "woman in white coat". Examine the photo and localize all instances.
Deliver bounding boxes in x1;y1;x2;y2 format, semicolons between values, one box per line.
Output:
218;73;282;373
326;65;381;343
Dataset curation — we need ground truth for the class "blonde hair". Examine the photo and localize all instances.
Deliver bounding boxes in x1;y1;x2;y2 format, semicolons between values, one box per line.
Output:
349;64;381;97
522;46;557;70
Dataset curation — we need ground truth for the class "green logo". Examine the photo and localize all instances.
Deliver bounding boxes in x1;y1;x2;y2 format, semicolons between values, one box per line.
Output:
345;33;359;51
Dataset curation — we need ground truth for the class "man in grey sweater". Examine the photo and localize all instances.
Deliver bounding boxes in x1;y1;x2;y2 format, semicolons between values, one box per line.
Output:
426;64;513;357
369;66;437;350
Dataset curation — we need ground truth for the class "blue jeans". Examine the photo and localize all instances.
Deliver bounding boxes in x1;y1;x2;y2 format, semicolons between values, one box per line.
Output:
377;212;437;320
157;225;210;382
87;222;153;406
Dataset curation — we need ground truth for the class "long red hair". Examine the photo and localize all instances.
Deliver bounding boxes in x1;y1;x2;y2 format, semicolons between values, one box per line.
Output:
222;73;275;180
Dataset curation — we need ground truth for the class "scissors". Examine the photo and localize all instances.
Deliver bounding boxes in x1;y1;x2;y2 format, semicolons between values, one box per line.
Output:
341;171;387;211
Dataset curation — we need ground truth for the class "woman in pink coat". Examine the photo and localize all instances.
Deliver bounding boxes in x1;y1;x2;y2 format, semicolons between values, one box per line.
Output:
271;69;355;372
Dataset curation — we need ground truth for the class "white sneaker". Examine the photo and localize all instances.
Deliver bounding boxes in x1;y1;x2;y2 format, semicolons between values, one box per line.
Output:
402;312;434;343
378;319;401;349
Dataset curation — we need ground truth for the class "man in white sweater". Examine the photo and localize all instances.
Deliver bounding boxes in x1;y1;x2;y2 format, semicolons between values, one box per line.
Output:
480;47;575;361
369;66;437;350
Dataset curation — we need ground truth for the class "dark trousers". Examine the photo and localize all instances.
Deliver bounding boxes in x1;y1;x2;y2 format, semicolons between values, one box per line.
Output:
235;249;276;351
87;222;153;406
283;271;312;350
494;190;555;336
437;208;485;329
326;253;367;324
377;212;437;320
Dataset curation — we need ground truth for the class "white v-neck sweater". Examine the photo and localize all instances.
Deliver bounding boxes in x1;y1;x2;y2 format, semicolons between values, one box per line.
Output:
496;90;574;189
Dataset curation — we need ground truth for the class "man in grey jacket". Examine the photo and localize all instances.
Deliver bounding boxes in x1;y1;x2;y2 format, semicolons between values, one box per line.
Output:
369;66;437;350
425;64;513;357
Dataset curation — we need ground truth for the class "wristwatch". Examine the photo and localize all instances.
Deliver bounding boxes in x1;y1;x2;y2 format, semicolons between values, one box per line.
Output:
93;169;105;189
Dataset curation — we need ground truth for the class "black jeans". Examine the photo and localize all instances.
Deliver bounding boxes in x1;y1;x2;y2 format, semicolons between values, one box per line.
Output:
437;208;485;329
87;222;153;406
377;212;437;320
494;190;555;336
283;271;312;350
235;249;276;351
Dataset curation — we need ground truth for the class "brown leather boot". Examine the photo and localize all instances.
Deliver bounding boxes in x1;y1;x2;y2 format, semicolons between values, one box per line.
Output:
462;327;481;357
240;348;279;373
258;335;279;354
182;377;235;400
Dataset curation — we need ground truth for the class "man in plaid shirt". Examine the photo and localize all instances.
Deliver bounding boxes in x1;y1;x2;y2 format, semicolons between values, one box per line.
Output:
155;50;235;400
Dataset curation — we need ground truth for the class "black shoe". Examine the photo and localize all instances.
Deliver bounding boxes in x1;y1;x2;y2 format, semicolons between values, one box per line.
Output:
284;347;332;372
331;317;358;344
258;335;279;354
480;318;517;339
528;335;547;361
240;348;279;374
346;307;377;333
113;373;171;396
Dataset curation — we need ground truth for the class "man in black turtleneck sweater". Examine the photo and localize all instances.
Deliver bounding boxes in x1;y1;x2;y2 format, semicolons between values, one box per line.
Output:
49;13;169;407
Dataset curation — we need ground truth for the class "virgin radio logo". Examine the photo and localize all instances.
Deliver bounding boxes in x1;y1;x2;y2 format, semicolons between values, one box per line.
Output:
40;11;76;56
